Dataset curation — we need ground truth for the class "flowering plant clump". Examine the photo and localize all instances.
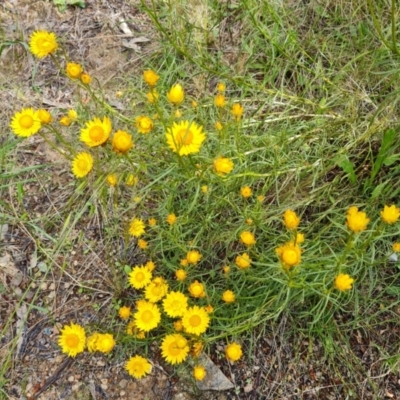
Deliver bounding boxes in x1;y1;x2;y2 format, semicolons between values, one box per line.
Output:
11;28;400;383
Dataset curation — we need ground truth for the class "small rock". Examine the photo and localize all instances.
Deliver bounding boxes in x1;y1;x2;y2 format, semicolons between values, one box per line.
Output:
119;379;128;389
101;383;108;390
68;376;75;382
97;360;106;367
120;390;126;396
49;282;56;290
47;291;56;299
244;382;253;393
72;382;82;391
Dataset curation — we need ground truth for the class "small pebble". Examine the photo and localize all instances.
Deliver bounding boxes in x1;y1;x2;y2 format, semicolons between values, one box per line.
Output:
120;391;126;396
68;376;75;382
101;383;108;390
119;379;128;389
49;283;56;290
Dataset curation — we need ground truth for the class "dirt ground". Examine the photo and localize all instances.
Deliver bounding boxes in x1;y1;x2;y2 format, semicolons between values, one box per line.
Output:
2;1;400;399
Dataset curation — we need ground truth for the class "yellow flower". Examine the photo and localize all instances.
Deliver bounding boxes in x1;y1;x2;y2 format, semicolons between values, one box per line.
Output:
106;174;118;187
126;321;146;339
186;250;202;265
240;231;256;247
167;213;177;225
129;265;152;289
129;218;145;237
222;290;235;303
145;260;156;272
180;259;189;267
193;366;206;381
58;323;86;357
346;206;369;233
276;243;301;268
283;209;300;230
215;94;226;108
81;72;92;84
240;186;252;198
174;109;182;118
29;30;58;58
146;90;159;103
381;205;400;224
334;273;354;292
191;100;198;108
71;152;93;178
175;269;187;281
37;109;52;124
59;116;71;126
138;239;148;249
68;110;78;120
217;82;226;92
135;116;154;134
245;218;253;225
166;120;206;156
231;103;244;120
222;265;230;274
160;334;189;365
235;253;251;269
167;83;184;105
95;333;115;354
66;62;82;79
112;130;134;154
10;108;41;137
225;342;242;362
191;341;204;357
118;306;131;320
148;218;157;227
133;196;141;203
393;242;400;252
201;185;208;194
144;277;169;303
86;332;100;352
126;174;138;186
215;121;223;131
80;116;112;147
213;156;234;175
126;355;152;379
174;320;183;331
257;195;265;203
143;70;160;87
134;301;161;332
188;280;206;298
182;306;210;336
204;304;214;313
163;291;188;318
296;232;305;244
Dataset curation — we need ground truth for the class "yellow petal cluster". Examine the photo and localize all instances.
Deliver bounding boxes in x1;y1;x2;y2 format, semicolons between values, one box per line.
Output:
213;156;234;175
334;273;354;292
346;206;369;233
125;355;152;379
380;205;400;224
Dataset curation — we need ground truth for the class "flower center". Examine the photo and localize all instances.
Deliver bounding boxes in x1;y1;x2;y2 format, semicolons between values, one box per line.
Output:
136;272;145;282
65;334;79;348
19;115;34;129
77;160;87;170
152;286;162;296
169;342;182;356
38;38;51;49
176;129;193;146
191;285;202;296
141;310;153;323
89;126;104;141
171;300;181;310
283;249;297;265
189;315;201;327
140;119;151;129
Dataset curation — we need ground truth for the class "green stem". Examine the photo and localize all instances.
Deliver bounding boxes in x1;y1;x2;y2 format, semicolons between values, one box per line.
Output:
391;0;399;56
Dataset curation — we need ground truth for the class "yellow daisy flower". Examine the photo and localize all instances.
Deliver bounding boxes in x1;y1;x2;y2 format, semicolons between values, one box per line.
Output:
66;62;82;79
129;218;145;237
138;239;148;249
283;209;300;230
148;218;157;227
29;30;58;58
135;116;154;134
126;174;138;186
276;242;301;269
167;83;184;105
213;156;234;175
95;333;115;354
240;186;252;198
106;174;118;187
68;110;78;121
214;94;226;108
225;342;242;361
166;120;206;156
188;280;206;298
174;320;183;331
163;291;189;318
71;152;93;178
235;253;251;269
146;90;159;103
144;277;169;303
143;70;160;87
296;232;305;244
80;116;112;147
81;72;92;84
240;231;256;247
231;103;244;120
126;321;146;339
175;269;187;281
346;206;369;233
129;265;152;289
59;116;71;126
222;290;235;303
381;204;400;224
134;301;161;332
10;108;41;137
58;323;86;357
186;250;202;265
217;82;226;92
334;273;354;292
145;260;156;272
112;130;134;154
166;213;177;225
86;332;100;352
193;365;206;381
160;333;189;365
181;306;210;336
37;109;52;124
118;306;131;320
215;121;223;131
126;355;152;379
393;242;400;252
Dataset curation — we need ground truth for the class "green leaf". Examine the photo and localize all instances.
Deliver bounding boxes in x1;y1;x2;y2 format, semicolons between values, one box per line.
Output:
335;155;357;184
370;181;387;200
370;128;397;182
